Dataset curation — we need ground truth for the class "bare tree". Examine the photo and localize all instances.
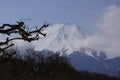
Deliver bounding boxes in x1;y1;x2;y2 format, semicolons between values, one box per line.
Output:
0;21;48;53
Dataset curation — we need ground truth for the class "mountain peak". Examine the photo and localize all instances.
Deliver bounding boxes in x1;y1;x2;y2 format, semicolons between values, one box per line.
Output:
34;23;91;54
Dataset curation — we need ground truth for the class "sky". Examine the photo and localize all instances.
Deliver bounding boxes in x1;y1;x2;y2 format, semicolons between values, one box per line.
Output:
0;0;119;31
0;0;120;58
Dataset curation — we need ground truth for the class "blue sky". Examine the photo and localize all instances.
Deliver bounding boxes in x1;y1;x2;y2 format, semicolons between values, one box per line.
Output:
0;0;120;32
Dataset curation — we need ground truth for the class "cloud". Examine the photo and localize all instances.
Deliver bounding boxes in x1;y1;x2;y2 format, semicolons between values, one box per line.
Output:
31;5;120;59
86;5;120;58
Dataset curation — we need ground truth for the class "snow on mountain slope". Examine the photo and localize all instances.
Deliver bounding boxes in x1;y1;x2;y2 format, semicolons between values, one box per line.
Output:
34;23;92;55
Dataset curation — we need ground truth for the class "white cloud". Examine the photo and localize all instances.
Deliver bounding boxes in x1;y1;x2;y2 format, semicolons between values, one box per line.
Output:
86;5;120;58
31;5;120;59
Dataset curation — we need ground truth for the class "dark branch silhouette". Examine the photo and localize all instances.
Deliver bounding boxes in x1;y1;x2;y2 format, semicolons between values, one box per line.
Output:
0;21;49;53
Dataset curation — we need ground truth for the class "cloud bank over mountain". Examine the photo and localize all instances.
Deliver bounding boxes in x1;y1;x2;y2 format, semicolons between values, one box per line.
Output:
12;5;120;59
86;5;120;58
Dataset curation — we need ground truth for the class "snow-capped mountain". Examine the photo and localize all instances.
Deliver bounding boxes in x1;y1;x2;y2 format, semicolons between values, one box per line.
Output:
34;23;92;54
32;23;120;77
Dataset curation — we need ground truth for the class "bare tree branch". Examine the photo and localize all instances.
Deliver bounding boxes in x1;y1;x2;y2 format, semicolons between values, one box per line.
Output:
0;21;49;53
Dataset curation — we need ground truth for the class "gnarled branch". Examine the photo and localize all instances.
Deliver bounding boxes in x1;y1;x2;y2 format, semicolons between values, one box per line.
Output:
0;21;49;53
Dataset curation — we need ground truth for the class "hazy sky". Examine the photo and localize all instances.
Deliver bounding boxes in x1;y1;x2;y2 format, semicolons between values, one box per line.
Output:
0;0;120;32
